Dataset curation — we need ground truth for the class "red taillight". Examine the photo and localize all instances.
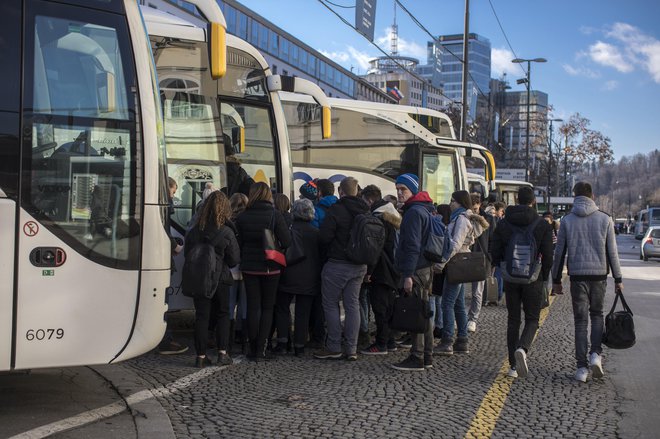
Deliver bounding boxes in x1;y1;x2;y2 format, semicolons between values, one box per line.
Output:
646;238;654;245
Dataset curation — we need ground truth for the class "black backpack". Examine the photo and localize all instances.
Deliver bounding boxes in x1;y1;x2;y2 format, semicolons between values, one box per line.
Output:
501;217;543;284
346;212;386;265
182;234;220;299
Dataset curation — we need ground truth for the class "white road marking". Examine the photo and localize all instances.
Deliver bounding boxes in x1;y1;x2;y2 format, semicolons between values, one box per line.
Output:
9;365;226;439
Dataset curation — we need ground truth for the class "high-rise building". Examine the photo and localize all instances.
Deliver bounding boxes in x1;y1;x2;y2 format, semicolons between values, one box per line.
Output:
430;33;491;120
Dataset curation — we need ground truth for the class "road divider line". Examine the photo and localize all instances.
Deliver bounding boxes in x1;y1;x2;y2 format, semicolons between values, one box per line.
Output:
464;294;556;439
9;365;225;439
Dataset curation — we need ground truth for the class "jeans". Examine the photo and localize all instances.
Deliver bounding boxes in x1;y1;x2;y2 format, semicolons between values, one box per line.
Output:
468;280;484;322
370;284;396;348
359;285;370;334
193;284;231;355
441;281;467;339
243;274;280;355
410;267;434;358
228;280;247;321
504;280;543;368
494;267;504;301
570;280;606;368
321;261;367;355
428;295;443;330
275;293;315;348
309;294;326;344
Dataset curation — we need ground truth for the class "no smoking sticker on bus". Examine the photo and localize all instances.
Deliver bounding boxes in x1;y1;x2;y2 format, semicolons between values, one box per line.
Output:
23;221;39;237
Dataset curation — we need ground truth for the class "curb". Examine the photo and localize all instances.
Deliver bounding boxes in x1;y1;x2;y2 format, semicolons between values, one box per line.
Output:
91;364;175;439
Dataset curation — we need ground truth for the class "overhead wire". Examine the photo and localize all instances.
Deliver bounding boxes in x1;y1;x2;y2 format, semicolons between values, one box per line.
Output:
486;0;527;77
316;0;460;105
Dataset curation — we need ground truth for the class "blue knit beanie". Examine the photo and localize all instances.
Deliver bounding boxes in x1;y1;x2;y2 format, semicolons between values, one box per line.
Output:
395;173;419;195
299;181;318;201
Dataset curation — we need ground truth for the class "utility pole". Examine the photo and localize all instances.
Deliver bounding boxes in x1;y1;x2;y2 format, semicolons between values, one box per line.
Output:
547;118;562;210
460;0;469;141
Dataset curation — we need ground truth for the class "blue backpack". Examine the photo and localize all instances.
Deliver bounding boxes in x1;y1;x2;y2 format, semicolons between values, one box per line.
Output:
501;217;543;284
423;212;450;263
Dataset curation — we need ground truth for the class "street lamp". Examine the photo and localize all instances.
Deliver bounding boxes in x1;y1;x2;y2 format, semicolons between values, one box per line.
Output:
547;118;563;210
512;57;547;182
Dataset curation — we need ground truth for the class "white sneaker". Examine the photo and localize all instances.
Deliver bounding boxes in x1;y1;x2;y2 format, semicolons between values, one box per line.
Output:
590;352;604;378
467;321;477;333
514;348;528;378
575;367;589;383
507;368;518;378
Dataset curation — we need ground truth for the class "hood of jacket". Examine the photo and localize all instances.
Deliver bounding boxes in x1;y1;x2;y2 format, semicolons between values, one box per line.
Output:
404;191;433;206
468;211;490;237
318;195;338;208
337;195;369;216
504;205;539;227
571;196;599;217
372;199;402;230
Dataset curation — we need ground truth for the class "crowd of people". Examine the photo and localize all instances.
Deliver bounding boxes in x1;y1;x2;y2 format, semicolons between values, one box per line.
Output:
165;174;623;382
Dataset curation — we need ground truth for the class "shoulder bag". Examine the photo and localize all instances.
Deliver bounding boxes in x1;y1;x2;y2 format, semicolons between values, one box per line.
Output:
444;216;487;284
263;212;287;268
603;289;635;349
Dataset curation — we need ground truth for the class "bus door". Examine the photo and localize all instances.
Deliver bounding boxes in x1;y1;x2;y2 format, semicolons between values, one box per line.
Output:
419;147;460;205
13;0;146;370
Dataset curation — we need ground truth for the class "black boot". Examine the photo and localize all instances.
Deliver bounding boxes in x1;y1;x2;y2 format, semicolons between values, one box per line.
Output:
227;320;235;354
453;336;469;354
294;346;305;357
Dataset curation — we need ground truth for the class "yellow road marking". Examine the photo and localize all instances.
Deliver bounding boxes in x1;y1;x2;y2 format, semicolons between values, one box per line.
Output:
464;295;556;439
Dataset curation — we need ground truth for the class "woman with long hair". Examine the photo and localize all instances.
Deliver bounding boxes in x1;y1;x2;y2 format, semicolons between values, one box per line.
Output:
184;191;240;367
228;192;248;351
235;182;291;360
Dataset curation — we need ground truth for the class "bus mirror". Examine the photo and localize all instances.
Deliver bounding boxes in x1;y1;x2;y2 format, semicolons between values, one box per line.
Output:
98;71;116;113
209;22;227;79
322;106;331;139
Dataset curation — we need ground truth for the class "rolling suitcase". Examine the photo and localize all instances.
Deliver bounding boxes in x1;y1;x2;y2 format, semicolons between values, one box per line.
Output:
485;275;499;305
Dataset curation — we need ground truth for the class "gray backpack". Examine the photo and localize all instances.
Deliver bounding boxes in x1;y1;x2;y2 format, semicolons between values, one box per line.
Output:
500;217;543;284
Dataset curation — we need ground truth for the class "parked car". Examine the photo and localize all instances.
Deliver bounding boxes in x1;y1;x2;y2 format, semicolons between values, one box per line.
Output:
640;226;660;261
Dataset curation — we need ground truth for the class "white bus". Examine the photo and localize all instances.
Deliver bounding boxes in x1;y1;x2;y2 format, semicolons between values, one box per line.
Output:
142;7;331;310
280;93;496;205
0;0;226;371
635;207;660;239
492;179;534;207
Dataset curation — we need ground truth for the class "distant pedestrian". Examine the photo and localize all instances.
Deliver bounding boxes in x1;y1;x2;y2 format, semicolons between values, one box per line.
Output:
391;173;435;371
312;179;338;228
314;177;370;361
467;193;495;333
228;193;248;351
274;193;293;227
490;186;553;378
235;182;291;361
299;180;319;202
434;190;488;357
184;191;240;367
551;182;623;383
430;204;451;338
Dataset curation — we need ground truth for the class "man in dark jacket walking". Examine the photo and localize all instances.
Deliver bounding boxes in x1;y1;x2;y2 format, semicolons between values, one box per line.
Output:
491;186;553;378
551;182;623;383
314;177;370;360
359;185;402;355
391;173;435;371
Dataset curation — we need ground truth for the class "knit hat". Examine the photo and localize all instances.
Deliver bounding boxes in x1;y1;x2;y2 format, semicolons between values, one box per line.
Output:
299;181;318;201
395;173;419;195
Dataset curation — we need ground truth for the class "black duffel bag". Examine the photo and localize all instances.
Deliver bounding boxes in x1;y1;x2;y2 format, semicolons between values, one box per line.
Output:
603;289;635;349
390;292;432;334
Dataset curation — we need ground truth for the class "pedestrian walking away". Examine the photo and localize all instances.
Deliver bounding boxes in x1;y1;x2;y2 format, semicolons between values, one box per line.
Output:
490;186;553;378
551;182;623;382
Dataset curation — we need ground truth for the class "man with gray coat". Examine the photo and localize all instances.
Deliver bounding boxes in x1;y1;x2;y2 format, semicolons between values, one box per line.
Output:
552;182;623;383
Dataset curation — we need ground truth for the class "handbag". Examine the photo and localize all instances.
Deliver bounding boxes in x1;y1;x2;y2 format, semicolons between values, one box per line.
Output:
603;289;635;349
443;216;488;284
263;213;286;268
390;292;432;334
285;226;306;266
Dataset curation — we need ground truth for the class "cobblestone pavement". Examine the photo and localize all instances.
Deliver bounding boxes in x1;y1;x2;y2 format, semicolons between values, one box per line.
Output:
125;291;620;439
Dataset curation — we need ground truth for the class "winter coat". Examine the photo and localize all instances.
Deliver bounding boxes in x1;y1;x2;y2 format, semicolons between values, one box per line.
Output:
312;195;338;228
445;209;489;261
396;192;435;278
370;199;402;290
490;205;554;281
235;200;291;273
551;196;622;283
319;195;369;263
279;220;322;295
184;221;240;285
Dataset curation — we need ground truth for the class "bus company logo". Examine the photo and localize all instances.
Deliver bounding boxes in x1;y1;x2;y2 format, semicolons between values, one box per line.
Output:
23;221;39;237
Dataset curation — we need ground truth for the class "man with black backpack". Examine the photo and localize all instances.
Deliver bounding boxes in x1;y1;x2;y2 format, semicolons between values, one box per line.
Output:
490;186;553;378
315;177;381;361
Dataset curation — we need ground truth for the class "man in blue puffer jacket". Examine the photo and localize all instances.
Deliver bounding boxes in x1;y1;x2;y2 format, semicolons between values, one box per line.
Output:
391;173;434;371
552;181;623;383
312;179;338;228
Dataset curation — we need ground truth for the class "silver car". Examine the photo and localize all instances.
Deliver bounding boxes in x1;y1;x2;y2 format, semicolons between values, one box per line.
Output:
640;226;660;261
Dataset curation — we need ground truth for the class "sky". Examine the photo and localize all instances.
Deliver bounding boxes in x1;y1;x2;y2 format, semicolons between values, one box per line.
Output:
236;0;660;161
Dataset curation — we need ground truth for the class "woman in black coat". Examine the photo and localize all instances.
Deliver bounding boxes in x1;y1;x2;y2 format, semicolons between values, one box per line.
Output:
234;182;291;360
184;191;240;368
274;199;322;356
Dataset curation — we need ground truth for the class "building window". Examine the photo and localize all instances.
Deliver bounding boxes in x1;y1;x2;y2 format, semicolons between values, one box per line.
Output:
280;38;289;62
238;14;248;39
249;20;258;45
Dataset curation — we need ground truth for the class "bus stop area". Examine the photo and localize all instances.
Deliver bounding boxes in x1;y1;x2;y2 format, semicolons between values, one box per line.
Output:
2;235;658;439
